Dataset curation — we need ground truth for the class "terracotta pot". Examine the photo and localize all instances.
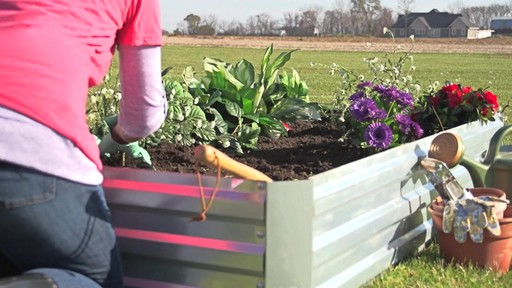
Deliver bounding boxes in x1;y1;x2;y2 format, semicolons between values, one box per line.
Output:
428;187;512;274
431;187;508;218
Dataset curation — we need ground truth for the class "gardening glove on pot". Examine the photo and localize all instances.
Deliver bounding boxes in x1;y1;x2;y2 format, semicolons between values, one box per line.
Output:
442;197;507;243
98;115;152;165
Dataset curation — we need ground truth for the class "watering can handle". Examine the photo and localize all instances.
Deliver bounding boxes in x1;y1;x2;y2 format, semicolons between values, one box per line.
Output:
483;125;512;164
194;145;273;182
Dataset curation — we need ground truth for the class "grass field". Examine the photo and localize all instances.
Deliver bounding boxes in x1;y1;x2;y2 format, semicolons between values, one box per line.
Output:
158;45;512;122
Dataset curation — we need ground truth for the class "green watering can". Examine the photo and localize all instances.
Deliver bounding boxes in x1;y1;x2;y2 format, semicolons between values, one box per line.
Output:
428;125;512;200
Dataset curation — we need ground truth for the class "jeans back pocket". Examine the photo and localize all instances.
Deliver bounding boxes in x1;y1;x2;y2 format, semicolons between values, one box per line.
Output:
0;162;56;209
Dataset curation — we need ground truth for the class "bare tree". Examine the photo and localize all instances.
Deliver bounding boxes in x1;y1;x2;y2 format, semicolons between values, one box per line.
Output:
398;0;414;36
254;13;277;35
219;20;247;35
299;6;324;35
374;7;395;35
245;16;258;35
461;4;512;29
351;0;382;35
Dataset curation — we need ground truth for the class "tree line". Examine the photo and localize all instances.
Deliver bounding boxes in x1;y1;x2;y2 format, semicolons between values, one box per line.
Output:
163;0;512;37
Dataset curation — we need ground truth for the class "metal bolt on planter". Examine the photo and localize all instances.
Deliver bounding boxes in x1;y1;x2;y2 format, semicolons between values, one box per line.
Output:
256;231;265;239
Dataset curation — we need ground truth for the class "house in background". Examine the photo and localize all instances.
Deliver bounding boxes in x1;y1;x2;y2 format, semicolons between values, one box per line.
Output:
390;9;491;39
490;17;512;35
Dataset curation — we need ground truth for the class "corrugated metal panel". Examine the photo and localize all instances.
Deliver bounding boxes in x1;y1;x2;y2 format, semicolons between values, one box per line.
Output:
264;119;503;288
103;168;266;288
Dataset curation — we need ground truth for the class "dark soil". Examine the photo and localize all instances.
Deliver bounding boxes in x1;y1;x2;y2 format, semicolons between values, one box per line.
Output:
104;119;369;181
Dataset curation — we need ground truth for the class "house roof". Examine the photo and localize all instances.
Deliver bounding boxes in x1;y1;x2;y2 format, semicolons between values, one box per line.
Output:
391;9;477;29
490;18;512;29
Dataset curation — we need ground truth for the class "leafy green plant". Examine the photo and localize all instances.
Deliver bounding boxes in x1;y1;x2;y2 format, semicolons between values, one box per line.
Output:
141;67;231;148
86;68;121;137
188;44;322;150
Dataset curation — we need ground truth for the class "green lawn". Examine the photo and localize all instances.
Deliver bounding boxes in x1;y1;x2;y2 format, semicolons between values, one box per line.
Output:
159;45;512;122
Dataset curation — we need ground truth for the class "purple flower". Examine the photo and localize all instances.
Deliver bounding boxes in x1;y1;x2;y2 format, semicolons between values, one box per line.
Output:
349;98;386;122
395;113;424;138
394;91;414;107
349;91;365;101
357;81;374;89
411;121;424;138
374;85;414;107
373;84;387;95
364;122;393;150
395;113;413;134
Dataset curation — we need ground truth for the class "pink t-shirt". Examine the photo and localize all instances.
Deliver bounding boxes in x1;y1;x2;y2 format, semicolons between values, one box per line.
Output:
0;0;162;170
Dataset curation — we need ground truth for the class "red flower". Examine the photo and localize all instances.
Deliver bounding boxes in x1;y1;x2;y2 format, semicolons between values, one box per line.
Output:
461;86;473;94
441;84;473;108
482;90;499;116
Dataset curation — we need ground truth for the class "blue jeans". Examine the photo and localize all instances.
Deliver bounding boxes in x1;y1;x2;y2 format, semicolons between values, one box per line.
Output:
0;161;123;288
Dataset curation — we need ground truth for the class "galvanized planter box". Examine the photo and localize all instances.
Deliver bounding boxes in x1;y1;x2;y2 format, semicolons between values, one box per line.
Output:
103;119;503;288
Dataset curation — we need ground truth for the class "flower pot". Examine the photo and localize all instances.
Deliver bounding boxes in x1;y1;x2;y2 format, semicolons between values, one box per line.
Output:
431;187;508;218
428;188;512;273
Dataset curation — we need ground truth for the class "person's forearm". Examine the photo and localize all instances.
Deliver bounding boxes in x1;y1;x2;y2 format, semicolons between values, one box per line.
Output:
115;45;167;143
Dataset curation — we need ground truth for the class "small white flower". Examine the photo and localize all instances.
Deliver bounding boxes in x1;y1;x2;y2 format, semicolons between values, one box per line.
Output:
193;97;199;105
184;106;191;117
409;35;415;41
383;27;390;34
414;84;421;91
176;113;184;121
114;92;122;100
222;141;230;148
410;66;416;71
176;134;183;141
358;75;365;81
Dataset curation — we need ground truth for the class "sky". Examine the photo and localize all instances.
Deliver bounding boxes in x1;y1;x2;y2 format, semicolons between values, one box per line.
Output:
160;0;506;31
